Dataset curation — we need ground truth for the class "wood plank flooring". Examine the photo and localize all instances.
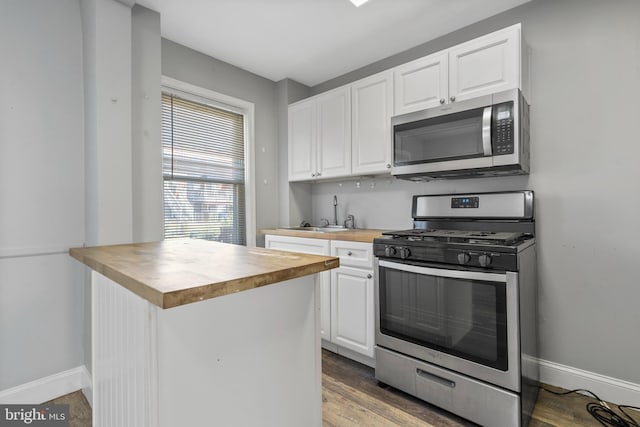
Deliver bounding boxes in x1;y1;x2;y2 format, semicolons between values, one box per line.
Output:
47;349;639;426
322;349;639;427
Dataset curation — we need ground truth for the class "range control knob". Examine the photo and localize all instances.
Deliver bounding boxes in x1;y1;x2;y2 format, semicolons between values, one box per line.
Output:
384;246;397;257
478;254;492;267
399;247;411;260
457;252;471;265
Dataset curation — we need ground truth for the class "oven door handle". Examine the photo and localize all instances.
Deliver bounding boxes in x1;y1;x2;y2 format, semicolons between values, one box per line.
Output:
379;260;507;282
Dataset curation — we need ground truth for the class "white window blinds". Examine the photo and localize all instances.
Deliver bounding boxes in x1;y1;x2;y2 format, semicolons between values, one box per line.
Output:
162;92;246;245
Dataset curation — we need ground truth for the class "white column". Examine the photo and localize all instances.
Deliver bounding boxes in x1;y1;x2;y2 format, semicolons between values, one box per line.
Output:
81;0;133;246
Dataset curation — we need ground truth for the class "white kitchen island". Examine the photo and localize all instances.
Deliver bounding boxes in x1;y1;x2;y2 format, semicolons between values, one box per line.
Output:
70;239;339;427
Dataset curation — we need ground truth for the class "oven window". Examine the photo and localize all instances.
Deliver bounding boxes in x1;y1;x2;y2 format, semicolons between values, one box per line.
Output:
379;265;508;370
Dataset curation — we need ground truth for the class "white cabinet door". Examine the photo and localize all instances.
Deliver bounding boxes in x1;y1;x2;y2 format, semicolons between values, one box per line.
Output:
288;100;316;181
351;71;393;175
316;87;351;179
448;25;520;102
264;235;331;341
330;266;374;358
394;51;448;115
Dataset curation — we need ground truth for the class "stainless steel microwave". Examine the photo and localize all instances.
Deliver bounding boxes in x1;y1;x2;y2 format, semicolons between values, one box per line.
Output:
391;89;530;180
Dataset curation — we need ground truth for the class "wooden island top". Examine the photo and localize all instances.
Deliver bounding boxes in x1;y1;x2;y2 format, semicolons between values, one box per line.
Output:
70;238;339;309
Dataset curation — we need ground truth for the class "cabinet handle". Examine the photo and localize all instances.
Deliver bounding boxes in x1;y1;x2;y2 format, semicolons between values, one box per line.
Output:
439;98;445;104
316;172;322;177
347;251;353;256
311;173;316;177
386;163;391;169
367;274;372;279
449;96;456;102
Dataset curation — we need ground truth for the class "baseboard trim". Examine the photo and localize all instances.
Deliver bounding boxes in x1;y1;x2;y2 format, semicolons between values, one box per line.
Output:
539;358;640;405
81;384;93;409
322;340;375;369
3;359;638;408
0;366;91;404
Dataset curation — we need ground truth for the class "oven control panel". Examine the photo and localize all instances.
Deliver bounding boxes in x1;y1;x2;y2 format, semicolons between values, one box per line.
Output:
451;196;479;209
374;242;517;271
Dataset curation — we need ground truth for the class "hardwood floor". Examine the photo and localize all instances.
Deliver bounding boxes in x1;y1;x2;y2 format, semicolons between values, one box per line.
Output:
322;349;639;427
47;350;638;426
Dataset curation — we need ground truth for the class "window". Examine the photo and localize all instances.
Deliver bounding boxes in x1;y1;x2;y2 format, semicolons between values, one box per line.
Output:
162;91;247;245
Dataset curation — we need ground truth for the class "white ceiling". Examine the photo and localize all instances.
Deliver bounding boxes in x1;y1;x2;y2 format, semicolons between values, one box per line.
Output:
135;0;531;87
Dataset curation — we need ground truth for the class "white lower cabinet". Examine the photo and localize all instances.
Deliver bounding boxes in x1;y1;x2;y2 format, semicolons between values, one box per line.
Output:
265;235;375;366
331;266;374;357
330;240;375;360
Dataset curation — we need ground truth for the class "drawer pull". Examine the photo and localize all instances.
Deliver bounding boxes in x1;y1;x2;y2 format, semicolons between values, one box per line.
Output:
347;251;353;256
367;274;372;279
416;369;456;388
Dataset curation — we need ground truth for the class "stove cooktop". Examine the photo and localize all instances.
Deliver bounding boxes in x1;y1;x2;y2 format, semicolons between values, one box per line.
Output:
382;229;531;246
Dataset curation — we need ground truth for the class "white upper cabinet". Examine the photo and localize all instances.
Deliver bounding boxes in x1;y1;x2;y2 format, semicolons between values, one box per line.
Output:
394;51;448;115
351;71;393;175
288;87;351;181
316;87;351;179
449;24;521;102
288;100;316;181
393;23;525;115
289;23;527;181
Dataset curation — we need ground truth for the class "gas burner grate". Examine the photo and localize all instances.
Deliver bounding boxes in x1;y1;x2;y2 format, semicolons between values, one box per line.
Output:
383;229;530;246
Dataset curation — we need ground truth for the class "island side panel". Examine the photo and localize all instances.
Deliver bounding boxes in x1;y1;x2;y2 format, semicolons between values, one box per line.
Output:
92;271;157;427
156;275;322;427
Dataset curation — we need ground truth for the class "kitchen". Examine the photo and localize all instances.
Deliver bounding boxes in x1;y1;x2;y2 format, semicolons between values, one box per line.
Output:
1;0;639;426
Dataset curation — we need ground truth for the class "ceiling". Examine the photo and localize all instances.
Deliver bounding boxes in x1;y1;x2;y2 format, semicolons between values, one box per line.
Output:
135;0;531;87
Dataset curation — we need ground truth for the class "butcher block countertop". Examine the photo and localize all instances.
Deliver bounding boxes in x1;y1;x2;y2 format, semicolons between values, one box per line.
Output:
261;228;386;243
69;238;339;309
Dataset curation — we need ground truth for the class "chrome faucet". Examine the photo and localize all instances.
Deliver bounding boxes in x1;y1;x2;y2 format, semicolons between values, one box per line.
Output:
344;214;356;229
333;195;338;226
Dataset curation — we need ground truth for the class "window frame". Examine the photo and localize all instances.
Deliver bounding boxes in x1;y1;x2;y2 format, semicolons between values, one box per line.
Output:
161;76;256;247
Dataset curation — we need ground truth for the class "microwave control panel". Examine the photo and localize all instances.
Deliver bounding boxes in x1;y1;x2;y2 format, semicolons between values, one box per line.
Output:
492;101;515;155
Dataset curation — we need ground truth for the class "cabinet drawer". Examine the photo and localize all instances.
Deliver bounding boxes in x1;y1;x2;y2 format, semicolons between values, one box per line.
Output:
265;235;330;255
330;240;373;269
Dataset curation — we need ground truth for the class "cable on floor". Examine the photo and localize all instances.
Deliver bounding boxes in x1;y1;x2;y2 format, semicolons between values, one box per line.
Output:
542;387;640;427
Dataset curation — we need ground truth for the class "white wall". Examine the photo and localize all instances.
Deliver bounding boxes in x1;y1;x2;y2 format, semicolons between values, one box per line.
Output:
82;0;133;247
0;0;85;390
132;5;163;243
309;0;640;386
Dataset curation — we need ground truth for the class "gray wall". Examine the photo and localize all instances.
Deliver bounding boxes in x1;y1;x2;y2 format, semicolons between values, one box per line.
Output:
0;0;85;390
309;0;640;383
161;40;280;246
276;79;312;228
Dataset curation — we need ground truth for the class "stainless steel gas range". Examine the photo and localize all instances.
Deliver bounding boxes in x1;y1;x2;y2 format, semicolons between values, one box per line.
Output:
373;191;538;427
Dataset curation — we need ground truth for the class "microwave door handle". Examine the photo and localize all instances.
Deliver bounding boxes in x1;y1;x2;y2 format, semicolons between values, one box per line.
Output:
482;106;493;156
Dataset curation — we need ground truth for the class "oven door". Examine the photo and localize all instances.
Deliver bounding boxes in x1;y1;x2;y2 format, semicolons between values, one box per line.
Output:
375;259;520;392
